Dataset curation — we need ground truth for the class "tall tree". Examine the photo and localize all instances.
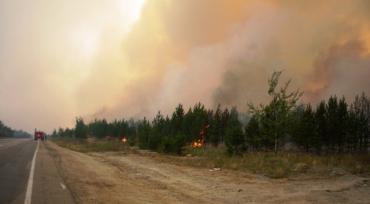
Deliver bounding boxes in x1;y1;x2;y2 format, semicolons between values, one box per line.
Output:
137;118;151;149
171;104;185;135
352;93;370;152
183;107;193;141
88;119;109;138
220;108;230;144
293;105;316;151
245;115;260;151
189;103;209;141
225;107;245;155
337;97;349;152
149;112;165;150
326;96;339;151
249;71;303;152
209;105;222;146
75;117;88;139
315;101;327;152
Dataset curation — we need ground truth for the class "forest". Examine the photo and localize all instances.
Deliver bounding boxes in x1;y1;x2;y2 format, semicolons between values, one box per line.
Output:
0;121;30;138
51;71;370;155
0;121;14;137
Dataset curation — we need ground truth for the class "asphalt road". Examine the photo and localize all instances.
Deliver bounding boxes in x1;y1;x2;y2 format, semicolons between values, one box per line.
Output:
0;138;75;204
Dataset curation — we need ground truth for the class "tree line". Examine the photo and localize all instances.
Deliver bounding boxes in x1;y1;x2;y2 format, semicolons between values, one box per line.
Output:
52;71;370;155
0;121;14;137
0;120;31;138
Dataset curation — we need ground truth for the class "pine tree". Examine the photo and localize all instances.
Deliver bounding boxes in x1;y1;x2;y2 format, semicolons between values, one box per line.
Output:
171;104;185;135
220;108;230;144
88;119;108;138
315;101;327;152
209;105;222;146
183;107;193;141
150;112;165;150
189;103;208;141
137;118;151;149
245;115;260;151
225;107;246;155
75;117;88;139
337;97;348;152
352;93;370;152
293;105;316;151
347;110;359;152
326;96;339;152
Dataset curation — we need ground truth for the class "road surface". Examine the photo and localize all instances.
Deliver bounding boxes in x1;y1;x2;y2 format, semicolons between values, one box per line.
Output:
0;138;75;204
2;138;370;203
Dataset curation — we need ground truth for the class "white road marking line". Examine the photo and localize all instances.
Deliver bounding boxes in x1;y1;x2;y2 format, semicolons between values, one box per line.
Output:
24;140;39;204
60;183;66;190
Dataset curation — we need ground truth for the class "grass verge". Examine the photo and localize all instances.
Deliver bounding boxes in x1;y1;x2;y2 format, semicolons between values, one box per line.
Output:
52;137;129;153
184;146;370;178
52;137;370;178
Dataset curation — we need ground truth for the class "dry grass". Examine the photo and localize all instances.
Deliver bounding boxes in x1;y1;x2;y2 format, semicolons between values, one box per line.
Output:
52;137;129;153
185;146;370;178
52;138;370;179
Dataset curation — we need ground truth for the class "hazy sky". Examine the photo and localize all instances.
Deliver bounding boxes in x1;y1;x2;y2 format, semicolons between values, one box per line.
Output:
1;0;369;132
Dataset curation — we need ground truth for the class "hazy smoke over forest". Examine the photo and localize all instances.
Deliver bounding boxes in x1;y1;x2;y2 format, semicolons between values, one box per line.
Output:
0;0;369;131
89;0;370;117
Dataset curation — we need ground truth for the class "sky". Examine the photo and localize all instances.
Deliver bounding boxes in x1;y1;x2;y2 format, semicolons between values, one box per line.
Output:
0;0;369;132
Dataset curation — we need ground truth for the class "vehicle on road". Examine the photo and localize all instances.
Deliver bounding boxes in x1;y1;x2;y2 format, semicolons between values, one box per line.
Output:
34;129;46;141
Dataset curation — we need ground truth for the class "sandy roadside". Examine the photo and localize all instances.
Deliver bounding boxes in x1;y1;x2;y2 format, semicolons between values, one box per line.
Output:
45;142;370;204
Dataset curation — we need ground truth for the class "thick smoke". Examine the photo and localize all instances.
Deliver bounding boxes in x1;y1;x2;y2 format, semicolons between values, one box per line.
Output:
305;40;370;102
82;0;370;120
1;0;369;131
212;0;370;107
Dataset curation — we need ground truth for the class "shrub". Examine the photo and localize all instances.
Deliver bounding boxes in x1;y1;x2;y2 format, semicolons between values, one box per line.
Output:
159;134;186;155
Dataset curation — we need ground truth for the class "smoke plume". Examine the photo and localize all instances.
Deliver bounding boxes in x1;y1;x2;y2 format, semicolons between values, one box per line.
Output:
84;0;370;119
1;0;369;131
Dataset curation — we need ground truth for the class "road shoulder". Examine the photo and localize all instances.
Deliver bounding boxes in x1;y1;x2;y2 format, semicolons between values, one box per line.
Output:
32;141;75;204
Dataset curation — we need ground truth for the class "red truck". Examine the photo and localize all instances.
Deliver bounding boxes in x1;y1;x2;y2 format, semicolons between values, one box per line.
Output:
34;129;46;141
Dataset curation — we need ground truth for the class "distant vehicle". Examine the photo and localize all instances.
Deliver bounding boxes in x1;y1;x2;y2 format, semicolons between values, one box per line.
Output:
34;129;46;141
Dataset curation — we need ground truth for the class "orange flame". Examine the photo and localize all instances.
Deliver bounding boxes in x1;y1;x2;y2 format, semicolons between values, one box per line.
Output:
191;124;209;148
191;139;204;148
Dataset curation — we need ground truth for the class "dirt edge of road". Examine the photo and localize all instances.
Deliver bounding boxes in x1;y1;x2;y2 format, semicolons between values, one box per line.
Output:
45;141;370;204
